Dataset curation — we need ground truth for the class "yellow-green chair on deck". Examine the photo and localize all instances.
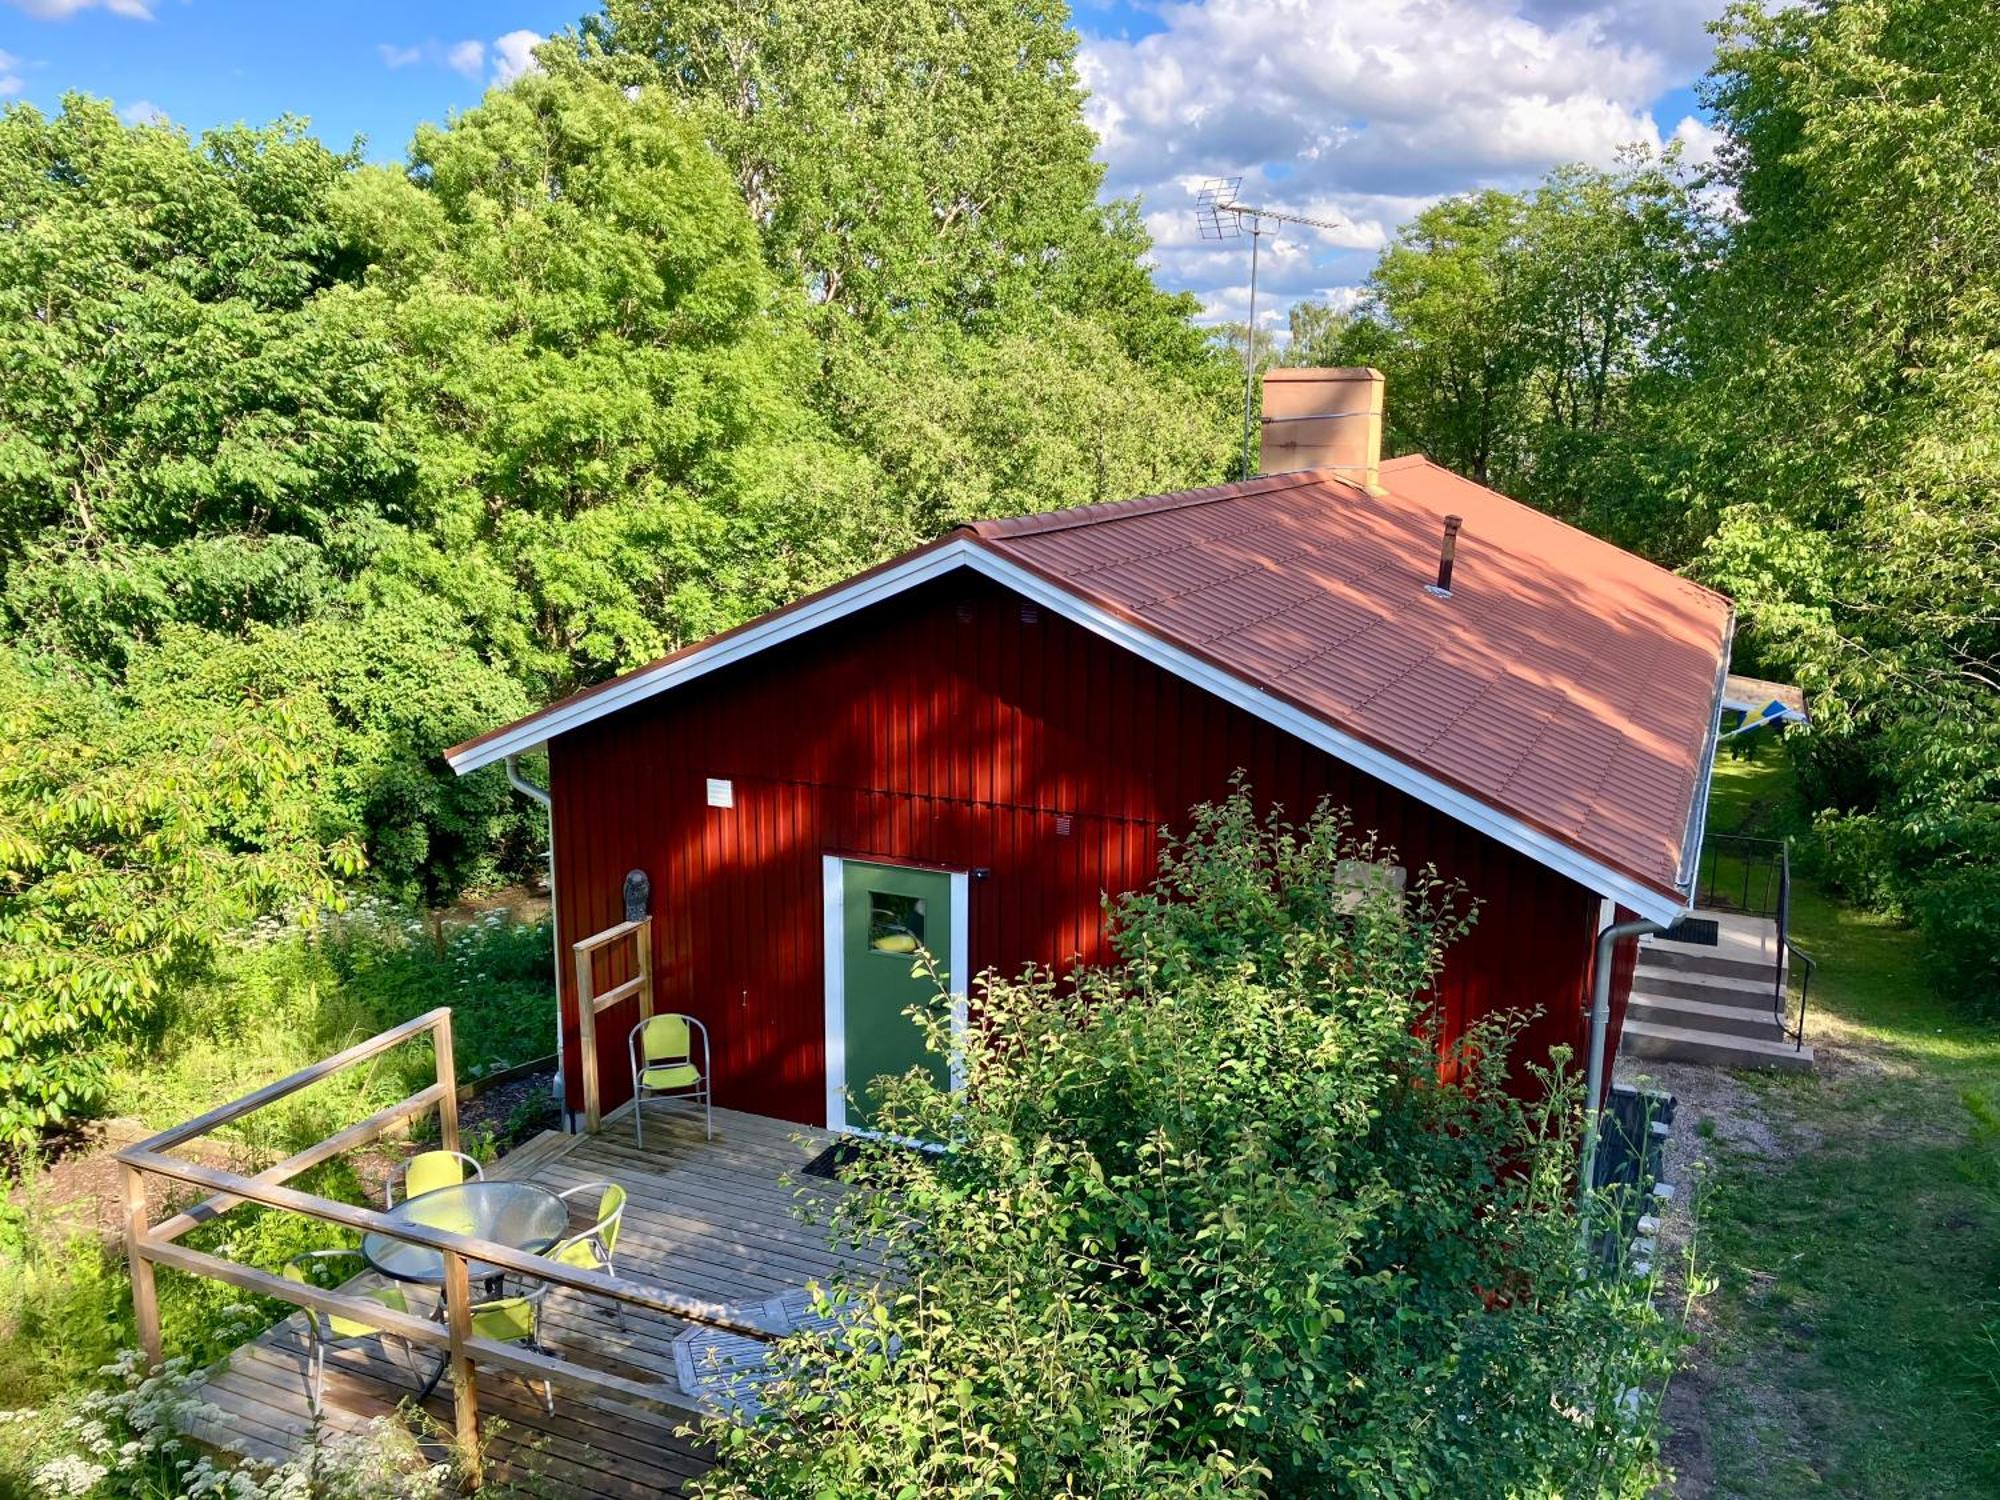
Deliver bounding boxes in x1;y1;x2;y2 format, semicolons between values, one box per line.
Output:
554;1181;627;1276
281;1250;416;1415
385;1148;483;1206
468;1290;558;1415
628;1013;711;1145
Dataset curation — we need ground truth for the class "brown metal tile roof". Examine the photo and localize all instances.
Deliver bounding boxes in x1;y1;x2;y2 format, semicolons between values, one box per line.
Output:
964;455;1732;903
451;455;1730;911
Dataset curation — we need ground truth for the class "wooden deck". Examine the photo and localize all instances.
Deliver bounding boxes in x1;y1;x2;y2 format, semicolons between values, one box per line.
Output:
186;1105;874;1497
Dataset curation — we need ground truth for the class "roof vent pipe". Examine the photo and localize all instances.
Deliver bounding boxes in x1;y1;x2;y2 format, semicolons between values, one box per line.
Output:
1426;515;1463;599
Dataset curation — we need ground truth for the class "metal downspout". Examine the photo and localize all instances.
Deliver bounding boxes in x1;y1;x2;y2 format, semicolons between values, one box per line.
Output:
1580;914;1665;1226
505;754;569;1130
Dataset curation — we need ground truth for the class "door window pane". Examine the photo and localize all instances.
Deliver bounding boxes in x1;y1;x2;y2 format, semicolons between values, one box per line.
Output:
868;892;925;953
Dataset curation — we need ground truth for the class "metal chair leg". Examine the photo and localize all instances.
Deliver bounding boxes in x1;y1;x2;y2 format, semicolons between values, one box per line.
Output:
303;1325;326;1416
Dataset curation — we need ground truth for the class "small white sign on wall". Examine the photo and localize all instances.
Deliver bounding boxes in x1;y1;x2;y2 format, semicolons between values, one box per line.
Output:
705;777;735;808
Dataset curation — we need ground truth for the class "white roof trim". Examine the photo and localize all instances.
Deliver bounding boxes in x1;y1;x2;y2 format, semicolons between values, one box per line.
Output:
447;541;987;774
451;537;1691;925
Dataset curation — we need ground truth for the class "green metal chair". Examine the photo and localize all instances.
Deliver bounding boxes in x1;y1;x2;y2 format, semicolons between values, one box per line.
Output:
385;1148;483;1207
554;1181;627;1275
468;1291;557;1415
628;1013;711;1145
281;1250;417;1415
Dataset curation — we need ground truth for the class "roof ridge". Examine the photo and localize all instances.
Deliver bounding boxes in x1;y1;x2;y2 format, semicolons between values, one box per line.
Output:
1378;454;1733;610
961;468;1352;541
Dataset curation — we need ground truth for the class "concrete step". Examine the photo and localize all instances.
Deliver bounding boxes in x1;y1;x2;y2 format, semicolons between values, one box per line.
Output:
1620;1018;1814;1072
1631;965;1784;1010
1642;911;1781;978
1628;991;1788;1042
1633;946;1776;983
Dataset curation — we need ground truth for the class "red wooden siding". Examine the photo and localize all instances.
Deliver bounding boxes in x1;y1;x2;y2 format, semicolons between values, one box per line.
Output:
548;572;1606;1127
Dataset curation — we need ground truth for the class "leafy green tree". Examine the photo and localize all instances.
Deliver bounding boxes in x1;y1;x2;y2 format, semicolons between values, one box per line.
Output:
1327;157;1702;555
1690;0;2000;997
1285;299;1352;365
0;651;360;1143
581;0;1192;350
334;68;900;695
1332;190;1537;486
577;2;1235;519
702;793;1672;1498
0;98;402;668
819;315;1234;533
128;604;532;904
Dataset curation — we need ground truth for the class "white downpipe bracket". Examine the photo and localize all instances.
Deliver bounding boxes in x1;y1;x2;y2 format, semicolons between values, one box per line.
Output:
504;754;569;1131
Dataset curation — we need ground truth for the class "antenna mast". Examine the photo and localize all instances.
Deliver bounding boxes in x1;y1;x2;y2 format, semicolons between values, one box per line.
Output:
1197;179;1345;480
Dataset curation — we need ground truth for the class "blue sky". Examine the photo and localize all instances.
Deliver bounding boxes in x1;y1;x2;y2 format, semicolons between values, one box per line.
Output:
1;0;1727;327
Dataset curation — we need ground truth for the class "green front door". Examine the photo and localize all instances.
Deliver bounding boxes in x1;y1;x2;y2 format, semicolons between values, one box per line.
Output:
839;860;955;1131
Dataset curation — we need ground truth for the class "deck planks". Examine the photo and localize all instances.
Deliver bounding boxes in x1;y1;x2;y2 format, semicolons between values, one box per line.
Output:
183;1105;867;1496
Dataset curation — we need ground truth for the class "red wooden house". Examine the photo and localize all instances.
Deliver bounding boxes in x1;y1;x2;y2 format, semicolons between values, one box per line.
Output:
448;369;1732;1135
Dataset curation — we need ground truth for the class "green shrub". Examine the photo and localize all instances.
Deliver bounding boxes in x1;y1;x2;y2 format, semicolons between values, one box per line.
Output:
4;1349;454;1499
701;791;1675;1498
1912;868;2000;1015
0;649;360;1147
104;900;554;1153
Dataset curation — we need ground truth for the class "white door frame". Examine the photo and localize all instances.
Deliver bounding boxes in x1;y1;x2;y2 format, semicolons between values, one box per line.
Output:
822;855;970;1137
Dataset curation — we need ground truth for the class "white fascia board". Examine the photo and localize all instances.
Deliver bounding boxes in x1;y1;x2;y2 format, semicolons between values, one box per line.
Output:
448;540;989;774
454;536;1689;925
966;550;1692;928
1676;614;1736;900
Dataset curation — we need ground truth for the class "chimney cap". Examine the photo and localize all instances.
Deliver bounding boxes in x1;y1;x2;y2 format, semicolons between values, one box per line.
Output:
1261;366;1385;383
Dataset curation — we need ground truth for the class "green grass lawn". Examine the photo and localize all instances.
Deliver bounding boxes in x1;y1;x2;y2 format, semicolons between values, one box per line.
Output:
1682;747;2000;1497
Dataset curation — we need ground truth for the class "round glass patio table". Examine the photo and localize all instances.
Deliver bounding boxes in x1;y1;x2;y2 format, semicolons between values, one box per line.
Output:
362;1180;568;1286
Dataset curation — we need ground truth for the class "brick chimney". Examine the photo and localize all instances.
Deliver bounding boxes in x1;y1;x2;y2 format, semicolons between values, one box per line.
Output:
1259;367;1386;494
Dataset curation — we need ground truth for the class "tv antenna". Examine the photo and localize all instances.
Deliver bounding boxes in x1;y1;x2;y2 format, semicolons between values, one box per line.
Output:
1196;178;1346;480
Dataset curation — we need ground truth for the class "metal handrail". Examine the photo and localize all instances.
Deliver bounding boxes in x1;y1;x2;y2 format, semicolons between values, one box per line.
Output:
1781;940;1816;1051
1696;832;1787;917
1773;839;1791;1016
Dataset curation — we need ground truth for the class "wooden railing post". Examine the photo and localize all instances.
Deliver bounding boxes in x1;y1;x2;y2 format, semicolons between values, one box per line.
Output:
574;945;602;1134
637;920;656;1028
441;1246;483;1489
570;915;654;1135
121;1163;161;1368
434;1010;461;1154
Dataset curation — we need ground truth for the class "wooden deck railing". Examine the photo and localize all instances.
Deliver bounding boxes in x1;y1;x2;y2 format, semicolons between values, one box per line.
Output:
571;915;653;1133
115;1004;777;1489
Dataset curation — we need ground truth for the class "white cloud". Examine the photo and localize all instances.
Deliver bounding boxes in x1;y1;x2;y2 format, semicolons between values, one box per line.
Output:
491;29;543;86
1077;0;1725;322
1669;112;1727;168
4;0;154;17
377;30;546;88
0;50;21;97
118;97;167;125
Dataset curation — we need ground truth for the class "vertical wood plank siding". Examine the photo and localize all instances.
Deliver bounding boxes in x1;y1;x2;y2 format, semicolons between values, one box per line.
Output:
549;574;1603;1126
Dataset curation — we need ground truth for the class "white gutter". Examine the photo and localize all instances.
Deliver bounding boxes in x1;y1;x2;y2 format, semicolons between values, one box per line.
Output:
504;754;569;1129
1674;611;1736;896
